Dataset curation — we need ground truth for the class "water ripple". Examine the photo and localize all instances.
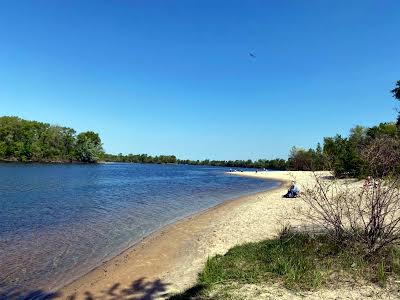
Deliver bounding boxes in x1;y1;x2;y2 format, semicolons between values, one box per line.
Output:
0;163;278;298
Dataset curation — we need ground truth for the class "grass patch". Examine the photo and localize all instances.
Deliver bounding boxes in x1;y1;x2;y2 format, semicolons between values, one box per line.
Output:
169;234;400;299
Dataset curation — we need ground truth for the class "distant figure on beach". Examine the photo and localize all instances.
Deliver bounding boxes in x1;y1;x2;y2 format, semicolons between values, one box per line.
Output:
363;176;373;189
284;181;300;198
363;176;379;190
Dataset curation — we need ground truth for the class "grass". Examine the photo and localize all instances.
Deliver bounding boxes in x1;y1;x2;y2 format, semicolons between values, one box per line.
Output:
169;233;400;299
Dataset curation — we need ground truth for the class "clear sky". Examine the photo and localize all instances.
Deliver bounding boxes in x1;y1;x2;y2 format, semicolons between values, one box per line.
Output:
0;1;399;160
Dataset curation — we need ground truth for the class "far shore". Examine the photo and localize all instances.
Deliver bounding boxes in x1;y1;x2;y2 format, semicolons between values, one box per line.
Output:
58;171;306;299
0;158;94;164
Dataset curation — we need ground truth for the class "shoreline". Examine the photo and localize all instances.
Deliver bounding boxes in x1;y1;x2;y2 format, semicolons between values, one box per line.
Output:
59;171;297;299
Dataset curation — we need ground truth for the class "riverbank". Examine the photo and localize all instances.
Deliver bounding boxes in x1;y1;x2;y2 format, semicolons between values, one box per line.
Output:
171;171;400;300
58;171;308;299
62;170;398;300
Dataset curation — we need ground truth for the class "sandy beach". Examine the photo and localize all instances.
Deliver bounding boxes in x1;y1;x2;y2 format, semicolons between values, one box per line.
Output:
58;171;396;299
58;171;296;299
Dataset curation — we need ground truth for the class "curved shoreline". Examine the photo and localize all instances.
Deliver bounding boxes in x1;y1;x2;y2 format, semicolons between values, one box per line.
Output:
59;171;293;299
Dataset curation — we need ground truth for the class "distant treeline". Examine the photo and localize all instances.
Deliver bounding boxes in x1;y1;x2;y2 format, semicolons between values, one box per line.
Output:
0;116;104;163
287;80;400;178
178;158;288;170
287;122;400;177
0;116;287;169
103;153;178;164
2;80;399;175
103;153;288;170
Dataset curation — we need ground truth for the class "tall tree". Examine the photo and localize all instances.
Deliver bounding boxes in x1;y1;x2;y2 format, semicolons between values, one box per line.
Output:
75;131;104;163
391;80;400;125
392;80;400;100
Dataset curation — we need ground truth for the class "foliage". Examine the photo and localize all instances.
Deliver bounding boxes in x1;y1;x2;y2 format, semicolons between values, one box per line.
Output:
0;116;103;163
367;122;399;140
1;116;287;168
169;234;400;299
392;80;400;100
390;80;400;127
322;134;364;177
3;79;400;170
197;234;326;290
75;131;104;163
103;154;289;170
288;81;400;177
289;122;400;177
103;153;178;164
178;158;288;170
392;80;400;125
317;122;400;178
287;146;324;171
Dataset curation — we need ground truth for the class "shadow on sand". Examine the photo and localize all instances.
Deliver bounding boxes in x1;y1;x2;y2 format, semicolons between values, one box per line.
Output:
0;287;60;300
167;284;207;300
1;278;171;300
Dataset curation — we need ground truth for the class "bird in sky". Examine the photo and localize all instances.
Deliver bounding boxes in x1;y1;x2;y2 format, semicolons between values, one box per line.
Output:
249;52;256;58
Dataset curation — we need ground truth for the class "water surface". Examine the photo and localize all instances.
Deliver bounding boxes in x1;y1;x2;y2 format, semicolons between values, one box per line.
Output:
0;163;278;298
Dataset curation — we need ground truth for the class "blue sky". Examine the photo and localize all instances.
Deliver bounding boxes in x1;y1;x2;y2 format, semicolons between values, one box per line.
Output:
0;1;399;160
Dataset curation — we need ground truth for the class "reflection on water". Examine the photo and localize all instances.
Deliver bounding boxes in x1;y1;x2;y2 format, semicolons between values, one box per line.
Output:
0;163;278;297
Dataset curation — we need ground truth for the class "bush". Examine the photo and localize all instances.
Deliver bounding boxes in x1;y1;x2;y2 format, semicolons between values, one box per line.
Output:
299;173;400;255
170;233;400;299
361;135;400;178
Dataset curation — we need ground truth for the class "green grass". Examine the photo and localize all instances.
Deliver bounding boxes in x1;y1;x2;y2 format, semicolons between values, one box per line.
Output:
199;234;333;290
169;234;400;299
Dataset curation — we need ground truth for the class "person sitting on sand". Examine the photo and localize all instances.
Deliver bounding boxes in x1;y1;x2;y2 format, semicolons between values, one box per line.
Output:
284;181;300;198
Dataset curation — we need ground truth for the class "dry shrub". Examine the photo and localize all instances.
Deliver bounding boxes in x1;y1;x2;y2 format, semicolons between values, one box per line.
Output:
361;135;400;178
299;173;400;255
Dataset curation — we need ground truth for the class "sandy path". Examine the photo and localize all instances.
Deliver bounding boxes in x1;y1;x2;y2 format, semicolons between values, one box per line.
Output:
59;170;305;299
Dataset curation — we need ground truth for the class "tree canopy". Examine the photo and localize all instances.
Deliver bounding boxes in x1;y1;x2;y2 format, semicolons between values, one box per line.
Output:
287;80;400;177
392;80;400;100
0;116;104;163
2;79;399;173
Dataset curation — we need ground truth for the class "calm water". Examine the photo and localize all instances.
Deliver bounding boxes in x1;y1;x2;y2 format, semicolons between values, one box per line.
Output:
0;163;278;298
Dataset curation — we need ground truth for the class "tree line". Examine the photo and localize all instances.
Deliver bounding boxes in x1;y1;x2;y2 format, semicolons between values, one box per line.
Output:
287;80;400;177
103;153;178;164
0;116;104;163
0;116;287;169
2;80;399;173
102;153;288;170
177;158;288;170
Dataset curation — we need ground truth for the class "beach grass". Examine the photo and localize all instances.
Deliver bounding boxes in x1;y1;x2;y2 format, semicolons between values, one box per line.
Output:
169;233;400;299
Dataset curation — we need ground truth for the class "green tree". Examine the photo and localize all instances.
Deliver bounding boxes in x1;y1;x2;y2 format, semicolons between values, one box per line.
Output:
323;134;364;177
391;80;400;125
313;143;324;170
0;116;85;162
75;131;104;163
288;146;314;171
392;80;400;100
349;125;368;147
367;122;398;139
